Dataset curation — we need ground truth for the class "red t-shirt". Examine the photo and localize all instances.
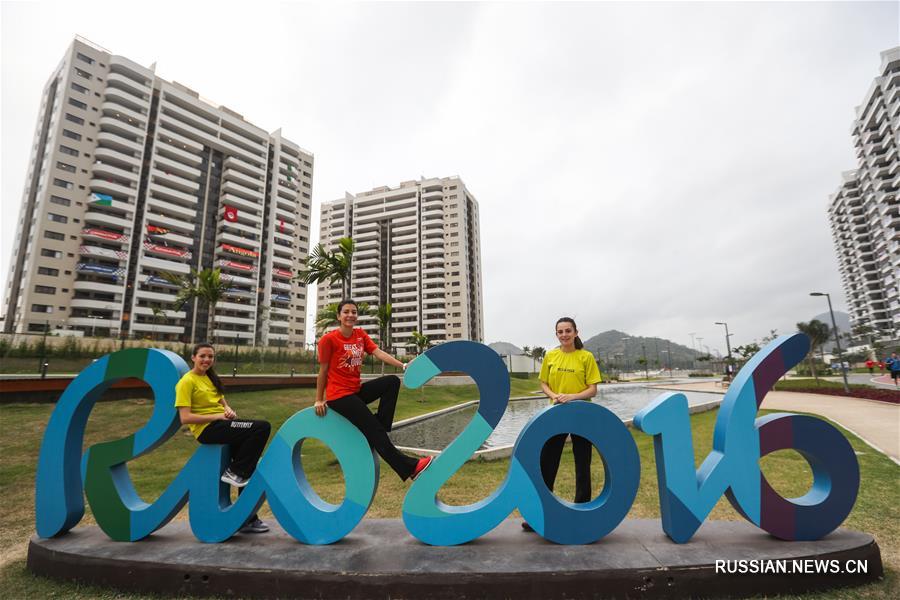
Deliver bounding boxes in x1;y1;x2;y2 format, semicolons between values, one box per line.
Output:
318;328;378;401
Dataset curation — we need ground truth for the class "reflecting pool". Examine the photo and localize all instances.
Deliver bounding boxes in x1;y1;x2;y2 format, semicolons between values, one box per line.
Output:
389;385;721;451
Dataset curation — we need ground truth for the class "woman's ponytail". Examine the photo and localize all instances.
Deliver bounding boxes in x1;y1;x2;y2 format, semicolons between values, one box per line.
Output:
574;336;584;350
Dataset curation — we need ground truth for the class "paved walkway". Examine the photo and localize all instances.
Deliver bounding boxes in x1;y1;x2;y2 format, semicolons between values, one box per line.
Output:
652;382;899;464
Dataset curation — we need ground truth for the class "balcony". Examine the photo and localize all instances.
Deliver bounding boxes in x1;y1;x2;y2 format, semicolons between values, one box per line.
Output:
222;179;264;202
145;211;194;234
107;71;150;98
79;244;125;262
156;134;204;163
133;288;177;303
97;136;143;162
213;328;254;341
147;196;196;221
81;227;129;245
93;161;139;185
73;280;125;295
84;210;134;230
143;241;192;262
103;87;147;113
214;314;256;326
93;145;140;170
133;305;187;319
130;322;185;335
150;166;200;193
224;155;265;179
272;254;293;269
142;255;190;275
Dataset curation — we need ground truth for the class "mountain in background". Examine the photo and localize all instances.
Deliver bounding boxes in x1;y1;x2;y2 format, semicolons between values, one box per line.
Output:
488;341;524;356
581;330;702;369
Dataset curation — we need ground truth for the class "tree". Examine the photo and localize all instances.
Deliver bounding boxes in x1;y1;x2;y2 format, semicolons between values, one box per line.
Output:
411;331;431;355
163;268;229;344
531;346;546;361
376;303;393;374
297;237;355;298
150;307;167;341
796;319;831;383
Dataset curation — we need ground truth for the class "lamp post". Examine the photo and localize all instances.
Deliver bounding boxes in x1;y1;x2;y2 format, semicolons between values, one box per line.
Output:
621;337;631;379
640;342;648;379
715;321;733;378
810;292;850;393
232;335;239;377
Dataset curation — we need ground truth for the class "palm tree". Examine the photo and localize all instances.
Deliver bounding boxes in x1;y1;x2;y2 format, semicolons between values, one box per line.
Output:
150;307;167;341
375;303;393;374
163;267;230;344
411;331;431;355
796;319;831;383
297;237;355;298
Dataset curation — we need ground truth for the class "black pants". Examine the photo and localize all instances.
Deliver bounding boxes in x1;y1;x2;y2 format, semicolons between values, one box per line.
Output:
329;375;418;480
540;433;593;503
198;419;271;524
198;419;271;479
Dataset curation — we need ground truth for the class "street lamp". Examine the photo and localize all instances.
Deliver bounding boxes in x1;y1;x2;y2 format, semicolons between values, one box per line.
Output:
810;292;850;393
715;321;733;378
621;337;631;379
640;342;648;380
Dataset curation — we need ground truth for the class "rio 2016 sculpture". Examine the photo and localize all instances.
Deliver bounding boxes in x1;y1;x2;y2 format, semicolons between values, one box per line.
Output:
35;334;859;546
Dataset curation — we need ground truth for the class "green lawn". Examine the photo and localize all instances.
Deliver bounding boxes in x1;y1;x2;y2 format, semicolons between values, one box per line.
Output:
1;375;897;599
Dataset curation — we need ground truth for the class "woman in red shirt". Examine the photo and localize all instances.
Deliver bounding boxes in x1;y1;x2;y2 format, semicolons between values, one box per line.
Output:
315;299;432;481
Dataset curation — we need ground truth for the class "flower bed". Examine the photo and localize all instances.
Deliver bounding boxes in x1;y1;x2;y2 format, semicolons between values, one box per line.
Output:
774;385;900;404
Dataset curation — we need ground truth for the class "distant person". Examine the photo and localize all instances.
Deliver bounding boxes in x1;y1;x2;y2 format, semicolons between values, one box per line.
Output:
887;352;900;387
175;343;271;534
865;359;875;375
315;299;433;481
523;317;601;532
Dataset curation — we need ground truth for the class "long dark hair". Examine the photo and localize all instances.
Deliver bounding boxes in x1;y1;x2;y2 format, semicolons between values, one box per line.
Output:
191;343;225;395
556;317;584;350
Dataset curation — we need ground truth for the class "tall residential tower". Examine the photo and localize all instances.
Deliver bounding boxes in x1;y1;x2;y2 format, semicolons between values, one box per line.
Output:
3;37;313;347
317;177;484;349
828;47;900;342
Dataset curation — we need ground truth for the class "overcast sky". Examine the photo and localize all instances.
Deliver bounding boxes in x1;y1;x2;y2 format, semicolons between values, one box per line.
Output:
2;2;897;353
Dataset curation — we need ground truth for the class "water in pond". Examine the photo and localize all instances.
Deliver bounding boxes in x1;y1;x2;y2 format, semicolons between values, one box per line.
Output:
389;385;721;451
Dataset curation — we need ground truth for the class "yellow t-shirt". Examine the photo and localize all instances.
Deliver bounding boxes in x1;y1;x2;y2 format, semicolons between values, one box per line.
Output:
539;348;602;399
174;371;224;438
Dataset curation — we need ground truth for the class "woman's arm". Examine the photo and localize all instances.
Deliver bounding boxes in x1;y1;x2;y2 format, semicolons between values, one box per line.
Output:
541;381;560;403
555;384;598;403
372;348;406;370
218;398;236;419
178;406;228;425
314;362;329;416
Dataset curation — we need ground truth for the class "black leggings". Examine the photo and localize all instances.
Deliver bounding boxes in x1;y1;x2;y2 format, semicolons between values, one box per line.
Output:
198;419;271;479
329;375;419;480
540;433;593;503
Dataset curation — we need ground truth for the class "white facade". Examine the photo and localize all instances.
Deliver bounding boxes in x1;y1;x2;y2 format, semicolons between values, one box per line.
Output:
3;37;313;347
317;177;484;349
828;47;900;342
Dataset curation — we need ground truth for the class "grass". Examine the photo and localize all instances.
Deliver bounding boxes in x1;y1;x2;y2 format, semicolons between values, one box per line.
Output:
1;375;897;599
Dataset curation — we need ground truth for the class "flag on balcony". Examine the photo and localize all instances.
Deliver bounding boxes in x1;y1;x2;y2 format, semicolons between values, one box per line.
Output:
147;225;169;236
224;205;239;222
90;192;113;206
279;218;285;233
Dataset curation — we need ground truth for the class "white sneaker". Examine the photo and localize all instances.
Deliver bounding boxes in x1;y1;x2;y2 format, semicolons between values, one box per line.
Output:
220;469;249;488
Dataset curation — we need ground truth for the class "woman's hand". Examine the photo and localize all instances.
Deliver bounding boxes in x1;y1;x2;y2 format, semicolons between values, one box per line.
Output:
222;406;237;419
314;399;328;417
555;393;572;404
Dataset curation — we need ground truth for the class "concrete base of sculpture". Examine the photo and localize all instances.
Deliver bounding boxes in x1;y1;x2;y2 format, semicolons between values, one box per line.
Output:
28;519;882;599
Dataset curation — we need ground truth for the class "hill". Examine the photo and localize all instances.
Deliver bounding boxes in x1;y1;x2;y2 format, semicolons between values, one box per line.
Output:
581;330;701;370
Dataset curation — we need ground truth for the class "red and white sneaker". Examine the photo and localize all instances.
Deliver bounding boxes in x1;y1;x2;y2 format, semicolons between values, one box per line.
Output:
411;456;434;481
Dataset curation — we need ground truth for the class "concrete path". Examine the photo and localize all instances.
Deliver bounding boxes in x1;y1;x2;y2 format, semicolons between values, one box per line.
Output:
651;382;900;465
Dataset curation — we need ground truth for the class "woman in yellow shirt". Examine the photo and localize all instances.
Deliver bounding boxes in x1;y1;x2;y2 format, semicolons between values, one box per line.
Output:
524;317;601;531
175;343;271;533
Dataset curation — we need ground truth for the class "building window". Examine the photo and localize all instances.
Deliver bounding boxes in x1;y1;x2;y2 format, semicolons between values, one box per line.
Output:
44;230;65;241
38;266;60;276
56;161;76;173
49;195;71;206
65;113;85;125
52;178;73;190
68;98;87;110
31;304;53;313
70;82;89;94
40;248;62;258
74;67;92;79
62;129;82;141
59;145;79;157
76;52;94;65
48;213;68;224
34;285;56;294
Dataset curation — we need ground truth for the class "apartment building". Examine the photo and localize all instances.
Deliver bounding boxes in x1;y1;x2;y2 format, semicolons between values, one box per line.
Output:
828;46;900;342
317;177;484;349
3;37;313;347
